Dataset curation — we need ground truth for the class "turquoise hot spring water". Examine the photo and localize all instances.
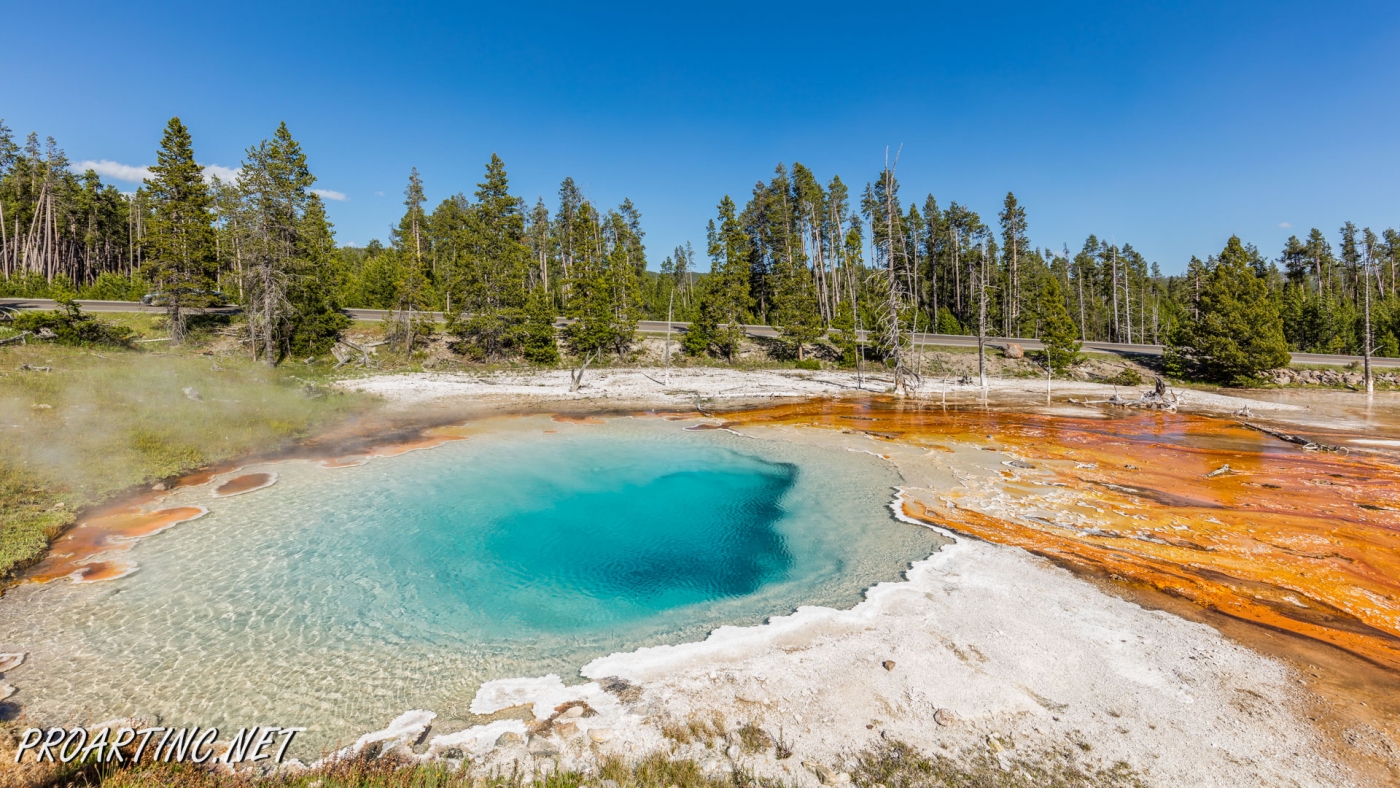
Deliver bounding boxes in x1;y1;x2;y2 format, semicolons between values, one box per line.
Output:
0;415;945;756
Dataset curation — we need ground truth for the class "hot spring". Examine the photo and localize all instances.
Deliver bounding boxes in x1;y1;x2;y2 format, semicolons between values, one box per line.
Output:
0;414;945;756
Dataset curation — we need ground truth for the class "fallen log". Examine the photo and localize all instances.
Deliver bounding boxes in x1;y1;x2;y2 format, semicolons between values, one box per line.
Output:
1240;421;1347;454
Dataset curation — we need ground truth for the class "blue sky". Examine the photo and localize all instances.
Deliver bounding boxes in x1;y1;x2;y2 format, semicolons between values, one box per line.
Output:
4;0;1397;272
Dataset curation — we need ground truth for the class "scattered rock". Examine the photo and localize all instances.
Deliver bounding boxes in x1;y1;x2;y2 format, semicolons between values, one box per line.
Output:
442;747;465;759
702;758;729;773
152;482;167;491
881;660;896;671
1001;342;1025;359
554;721;580;738
587;727;613;743
835;773;852;784
1003;459;1036;470
803;761;838;784
0;684;14;700
0;653;26;673
182;387;202;401
526;735;559;756
1206;464;1232;478
726;744;740;758
600;780;620;788
562;705;585;718
933;708;956;727
495;731;524;746
735;682;769;704
597;676;642;703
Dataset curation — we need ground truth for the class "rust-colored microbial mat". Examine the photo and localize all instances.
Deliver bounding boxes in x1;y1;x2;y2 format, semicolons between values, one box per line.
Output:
212;472;277;497
26;506;207;584
320;424;474;467
724;399;1400;672
551;414;607;425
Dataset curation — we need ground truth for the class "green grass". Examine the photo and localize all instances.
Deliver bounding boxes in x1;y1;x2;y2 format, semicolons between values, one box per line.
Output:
0;334;372;582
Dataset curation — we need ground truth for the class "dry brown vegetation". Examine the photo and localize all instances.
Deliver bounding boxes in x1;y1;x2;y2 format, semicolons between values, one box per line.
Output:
0;740;1146;788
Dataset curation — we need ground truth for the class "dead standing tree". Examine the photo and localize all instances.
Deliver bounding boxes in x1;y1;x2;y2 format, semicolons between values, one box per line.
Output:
876;149;917;397
977;240;990;392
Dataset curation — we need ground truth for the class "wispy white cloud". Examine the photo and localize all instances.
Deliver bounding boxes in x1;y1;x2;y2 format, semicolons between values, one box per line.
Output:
374;190;385;197
72;159;241;185
76;159;152;182
1278;222;1293;228
202;164;241;183
311;188;348;201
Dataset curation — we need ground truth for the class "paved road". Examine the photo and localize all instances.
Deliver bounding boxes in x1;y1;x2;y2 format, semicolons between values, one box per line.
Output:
5;298;1396;369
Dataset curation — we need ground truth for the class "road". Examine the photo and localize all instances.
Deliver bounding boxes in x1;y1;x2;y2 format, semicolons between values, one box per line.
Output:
4;297;1396;369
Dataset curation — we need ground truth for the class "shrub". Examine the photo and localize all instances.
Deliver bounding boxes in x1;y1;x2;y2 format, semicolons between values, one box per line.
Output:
1105;367;1144;387
12;299;134;347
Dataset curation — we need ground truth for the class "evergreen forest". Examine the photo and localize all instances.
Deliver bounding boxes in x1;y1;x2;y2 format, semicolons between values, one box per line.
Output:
3;118;1396;382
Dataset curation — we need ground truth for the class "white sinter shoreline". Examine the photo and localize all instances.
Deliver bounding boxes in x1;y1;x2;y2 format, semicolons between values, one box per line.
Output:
340;366;1305;414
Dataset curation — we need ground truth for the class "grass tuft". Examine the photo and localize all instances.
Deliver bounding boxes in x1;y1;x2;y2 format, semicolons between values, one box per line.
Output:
852;739;1146;788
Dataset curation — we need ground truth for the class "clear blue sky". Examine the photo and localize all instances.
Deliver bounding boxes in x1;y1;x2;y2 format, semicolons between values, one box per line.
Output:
5;1;1397;272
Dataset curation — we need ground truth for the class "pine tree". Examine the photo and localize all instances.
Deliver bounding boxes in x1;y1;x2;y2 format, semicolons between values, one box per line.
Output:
999;192;1028;336
771;252;821;359
289;193;350;354
144;117;216;343
395;167;428;267
1036;274;1080;372
566;206;643;358
522;286;560;364
681;279;718;357
236;122;339;364
697;198;752;362
828;299;860;366
1168;236;1290;384
448;154;531;360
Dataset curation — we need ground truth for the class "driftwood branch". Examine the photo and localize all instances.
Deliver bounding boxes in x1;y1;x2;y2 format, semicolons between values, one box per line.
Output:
569;350;599;393
1071;376;1179;411
332;338;388;370
0;331;31;346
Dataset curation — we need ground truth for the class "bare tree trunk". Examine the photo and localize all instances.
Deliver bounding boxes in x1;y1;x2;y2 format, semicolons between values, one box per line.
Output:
952;227;962;317
1364;242;1374;394
664;289;674;385
1111;244;1120;343
883;157;908;398
978;241;988;392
